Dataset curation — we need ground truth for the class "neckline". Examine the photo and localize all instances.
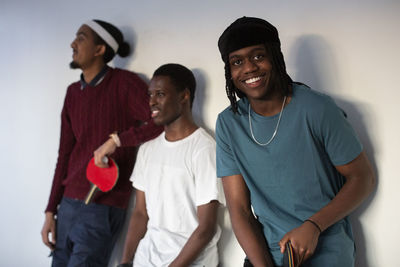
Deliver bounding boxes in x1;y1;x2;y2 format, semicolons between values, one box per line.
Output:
80;65;110;89
244;87;297;121
161;128;202;146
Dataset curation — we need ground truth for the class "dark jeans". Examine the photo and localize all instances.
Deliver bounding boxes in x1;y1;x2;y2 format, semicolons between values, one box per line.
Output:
51;197;126;267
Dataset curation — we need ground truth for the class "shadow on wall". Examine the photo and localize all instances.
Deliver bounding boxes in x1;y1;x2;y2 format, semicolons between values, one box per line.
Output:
108;193;135;267
290;35;378;267
192;68;214;137
113;25;137;70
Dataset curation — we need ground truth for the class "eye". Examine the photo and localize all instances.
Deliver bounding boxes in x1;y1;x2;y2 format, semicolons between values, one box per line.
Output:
77;36;85;42
254;54;264;60
157;92;165;97
230;59;242;66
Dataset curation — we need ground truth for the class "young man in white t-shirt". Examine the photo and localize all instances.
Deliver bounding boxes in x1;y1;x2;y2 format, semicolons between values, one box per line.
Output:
119;63;225;267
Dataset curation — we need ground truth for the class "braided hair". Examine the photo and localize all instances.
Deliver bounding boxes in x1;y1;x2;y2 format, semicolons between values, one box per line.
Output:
218;17;294;113
223;42;293;113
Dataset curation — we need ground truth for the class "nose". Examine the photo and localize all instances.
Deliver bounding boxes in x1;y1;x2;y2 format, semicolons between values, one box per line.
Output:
243;59;258;74
149;94;156;107
70;39;76;49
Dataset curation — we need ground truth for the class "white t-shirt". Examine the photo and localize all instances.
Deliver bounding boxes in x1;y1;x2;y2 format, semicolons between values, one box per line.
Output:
131;128;225;267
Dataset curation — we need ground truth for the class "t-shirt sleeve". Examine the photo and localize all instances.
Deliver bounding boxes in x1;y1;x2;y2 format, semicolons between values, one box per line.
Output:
215;113;241;178
317;96;363;166
130;145;146;192
193;142;225;206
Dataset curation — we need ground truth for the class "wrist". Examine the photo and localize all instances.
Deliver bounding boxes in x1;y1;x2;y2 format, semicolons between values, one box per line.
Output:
304;219;322;234
45;211;54;218
109;132;121;147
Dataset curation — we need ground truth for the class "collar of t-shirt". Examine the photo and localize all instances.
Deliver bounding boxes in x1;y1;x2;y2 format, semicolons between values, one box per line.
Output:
80;65;110;90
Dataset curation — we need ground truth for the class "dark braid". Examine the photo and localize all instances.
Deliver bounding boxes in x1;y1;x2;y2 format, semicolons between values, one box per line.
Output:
266;43;293;97
224;63;239;113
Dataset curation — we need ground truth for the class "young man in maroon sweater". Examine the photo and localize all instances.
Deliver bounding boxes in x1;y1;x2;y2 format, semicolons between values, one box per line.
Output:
40;20;162;266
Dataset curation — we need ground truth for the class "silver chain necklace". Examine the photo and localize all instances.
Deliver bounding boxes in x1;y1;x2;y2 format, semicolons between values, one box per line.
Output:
248;96;287;146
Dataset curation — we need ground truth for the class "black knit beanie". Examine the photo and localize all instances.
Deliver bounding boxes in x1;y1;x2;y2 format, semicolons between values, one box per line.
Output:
218;17;281;63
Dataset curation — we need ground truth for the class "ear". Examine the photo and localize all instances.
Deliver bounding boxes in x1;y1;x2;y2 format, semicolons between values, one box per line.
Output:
181;88;191;105
94;44;106;57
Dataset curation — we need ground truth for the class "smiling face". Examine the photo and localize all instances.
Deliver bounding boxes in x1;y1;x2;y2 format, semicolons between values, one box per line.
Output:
148;75;185;126
70;25;103;70
229;44;273;101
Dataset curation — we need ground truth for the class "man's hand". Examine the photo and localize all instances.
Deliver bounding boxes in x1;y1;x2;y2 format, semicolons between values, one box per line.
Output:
279;221;320;267
93;138;117;168
41;212;56;250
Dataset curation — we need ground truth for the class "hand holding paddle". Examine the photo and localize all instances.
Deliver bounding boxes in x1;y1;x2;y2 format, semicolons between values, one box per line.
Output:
85;157;119;204
93;138;118;168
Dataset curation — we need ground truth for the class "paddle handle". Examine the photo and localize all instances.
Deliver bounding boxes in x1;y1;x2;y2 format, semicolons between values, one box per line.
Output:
84;184;98;205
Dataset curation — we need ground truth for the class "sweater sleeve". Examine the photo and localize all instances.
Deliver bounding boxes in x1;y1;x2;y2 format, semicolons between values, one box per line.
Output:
45;89;76;213
117;72;163;147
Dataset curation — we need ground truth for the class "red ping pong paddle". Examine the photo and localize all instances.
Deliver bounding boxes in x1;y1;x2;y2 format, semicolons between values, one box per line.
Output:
85;157;119;205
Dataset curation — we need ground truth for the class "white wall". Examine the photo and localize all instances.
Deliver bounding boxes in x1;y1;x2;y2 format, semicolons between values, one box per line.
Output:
0;0;398;266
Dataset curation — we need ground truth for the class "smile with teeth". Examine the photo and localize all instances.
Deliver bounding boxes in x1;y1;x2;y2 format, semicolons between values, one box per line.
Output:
245;76;262;84
151;110;160;118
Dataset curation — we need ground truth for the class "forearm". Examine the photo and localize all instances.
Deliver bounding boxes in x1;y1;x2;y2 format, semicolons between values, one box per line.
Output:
222;175;274;267
46;152;71;212
121;211;148;263
45;179;65;213
309;152;376;231
118;118;163;147
169;226;216;267
229;209;274;267
94;122;163;167
47;103;76;212
309;173;375;231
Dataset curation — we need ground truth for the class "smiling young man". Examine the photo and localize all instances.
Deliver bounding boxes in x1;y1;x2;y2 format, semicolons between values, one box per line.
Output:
40;20;162;266
119;64;225;267
215;17;375;267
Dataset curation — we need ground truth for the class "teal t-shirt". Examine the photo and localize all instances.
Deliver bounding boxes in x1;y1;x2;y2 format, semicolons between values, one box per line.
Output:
216;84;362;266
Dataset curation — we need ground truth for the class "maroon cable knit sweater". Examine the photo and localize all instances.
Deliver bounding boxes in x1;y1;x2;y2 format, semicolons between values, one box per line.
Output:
45;68;163;213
